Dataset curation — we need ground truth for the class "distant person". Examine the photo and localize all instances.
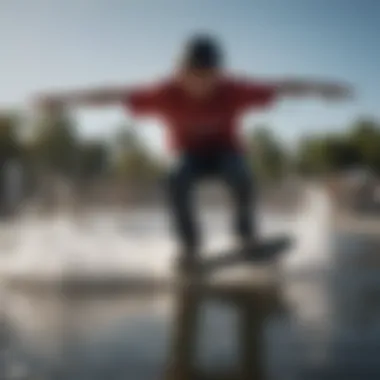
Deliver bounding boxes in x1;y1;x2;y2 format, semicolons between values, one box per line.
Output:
34;33;353;273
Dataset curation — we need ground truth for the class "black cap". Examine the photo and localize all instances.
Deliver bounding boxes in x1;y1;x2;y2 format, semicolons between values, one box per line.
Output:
183;34;223;70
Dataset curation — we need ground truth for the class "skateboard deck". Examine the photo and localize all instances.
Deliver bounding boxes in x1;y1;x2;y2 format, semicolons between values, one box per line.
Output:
199;234;293;274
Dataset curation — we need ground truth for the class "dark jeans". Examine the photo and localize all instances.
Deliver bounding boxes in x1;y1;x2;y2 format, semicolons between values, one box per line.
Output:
167;150;256;252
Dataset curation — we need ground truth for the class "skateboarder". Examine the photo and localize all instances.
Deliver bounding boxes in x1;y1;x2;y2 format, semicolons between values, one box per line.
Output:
34;33;353;273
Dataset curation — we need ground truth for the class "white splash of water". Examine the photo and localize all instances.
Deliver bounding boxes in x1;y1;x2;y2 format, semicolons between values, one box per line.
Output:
0;183;334;281
283;183;334;272
0;213;175;279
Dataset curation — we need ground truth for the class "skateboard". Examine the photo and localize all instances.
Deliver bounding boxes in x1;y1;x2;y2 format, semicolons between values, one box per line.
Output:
198;234;293;274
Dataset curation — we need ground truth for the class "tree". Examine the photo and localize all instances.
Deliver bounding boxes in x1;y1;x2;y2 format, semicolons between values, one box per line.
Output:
348;118;380;173
296;134;360;176
0;112;22;163
112;126;162;181
30;110;79;177
295;118;380;176
247;126;288;181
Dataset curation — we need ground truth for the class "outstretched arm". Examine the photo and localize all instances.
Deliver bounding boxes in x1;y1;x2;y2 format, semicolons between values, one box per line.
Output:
273;78;354;99
34;85;131;110
33;82;167;116
232;76;354;112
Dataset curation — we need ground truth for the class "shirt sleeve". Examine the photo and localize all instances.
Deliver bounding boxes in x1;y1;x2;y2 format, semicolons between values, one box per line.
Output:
125;82;169;116
231;78;278;113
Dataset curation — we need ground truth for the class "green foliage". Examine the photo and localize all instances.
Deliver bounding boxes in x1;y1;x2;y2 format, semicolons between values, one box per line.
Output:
348;119;380;172
295;135;358;175
295;119;380;176
247;126;288;181
112;126;162;181
0;112;22;162
30;111;79;176
246;118;380;180
2;109;380;183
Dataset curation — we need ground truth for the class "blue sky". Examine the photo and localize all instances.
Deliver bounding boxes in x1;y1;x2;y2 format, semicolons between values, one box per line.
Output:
1;0;379;154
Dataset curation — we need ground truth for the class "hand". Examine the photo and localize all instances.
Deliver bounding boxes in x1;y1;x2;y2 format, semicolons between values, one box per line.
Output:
319;82;354;101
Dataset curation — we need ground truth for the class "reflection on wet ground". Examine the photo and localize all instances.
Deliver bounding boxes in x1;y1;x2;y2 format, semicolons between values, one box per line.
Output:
1;234;380;379
0;286;290;380
1;263;380;379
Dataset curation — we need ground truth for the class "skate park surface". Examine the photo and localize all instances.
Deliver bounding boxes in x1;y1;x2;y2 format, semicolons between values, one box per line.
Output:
0;185;379;379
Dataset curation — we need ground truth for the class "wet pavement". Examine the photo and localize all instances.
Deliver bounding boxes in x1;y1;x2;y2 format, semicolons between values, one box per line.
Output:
1;238;380;380
0;200;379;379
